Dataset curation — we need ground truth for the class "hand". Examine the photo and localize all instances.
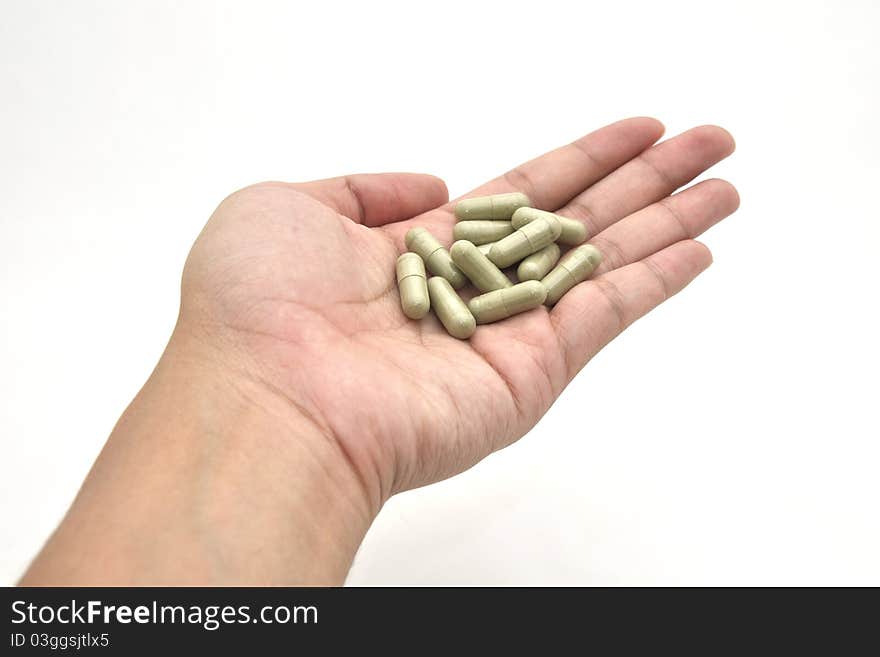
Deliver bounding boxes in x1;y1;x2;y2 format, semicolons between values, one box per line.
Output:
181;118;737;503
21;118;737;585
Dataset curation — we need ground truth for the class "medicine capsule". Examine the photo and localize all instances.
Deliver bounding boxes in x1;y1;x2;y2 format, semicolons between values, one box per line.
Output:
477;242;497;257
405;227;467;290
488;216;561;268
468;280;547;324
427;276;476;339
517;243;561;282
453;221;514;245
450;240;512;293
511;207;588;246
454;192;531;221
541;244;603;306
396;253;430;319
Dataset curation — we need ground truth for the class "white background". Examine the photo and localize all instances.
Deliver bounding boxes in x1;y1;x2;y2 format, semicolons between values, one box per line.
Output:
1;0;878;585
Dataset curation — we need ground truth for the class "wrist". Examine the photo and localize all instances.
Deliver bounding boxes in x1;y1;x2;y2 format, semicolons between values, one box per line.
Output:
21;323;377;585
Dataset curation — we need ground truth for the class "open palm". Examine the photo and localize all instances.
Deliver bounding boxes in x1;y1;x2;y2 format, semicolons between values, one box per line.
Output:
180;118;737;509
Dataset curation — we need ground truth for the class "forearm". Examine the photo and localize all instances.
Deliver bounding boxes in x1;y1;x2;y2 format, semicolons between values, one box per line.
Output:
20;328;375;586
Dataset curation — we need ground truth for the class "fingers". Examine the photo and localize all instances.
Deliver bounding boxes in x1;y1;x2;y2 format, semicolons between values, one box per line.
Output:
461;117;665;211
293;173;449;226
386;118;665;245
551;240;713;379
591;178;740;276
558;125;736;237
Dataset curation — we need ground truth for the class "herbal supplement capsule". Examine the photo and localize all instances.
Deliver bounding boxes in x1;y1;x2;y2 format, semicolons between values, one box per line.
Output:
517;243;561;282
477;242;497;257
453;220;514;245
427;276;476;339
454;192;531;221
468;280;547;324
450;240;512;293
511;207;588;246
396;253;430;319
488;216;561;269
541;244;603;306
405;227;467;290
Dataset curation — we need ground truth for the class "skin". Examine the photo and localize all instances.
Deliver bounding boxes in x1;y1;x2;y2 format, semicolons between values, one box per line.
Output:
20;118;738;585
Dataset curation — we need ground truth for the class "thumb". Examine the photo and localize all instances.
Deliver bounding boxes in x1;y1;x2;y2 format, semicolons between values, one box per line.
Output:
291;173;449;227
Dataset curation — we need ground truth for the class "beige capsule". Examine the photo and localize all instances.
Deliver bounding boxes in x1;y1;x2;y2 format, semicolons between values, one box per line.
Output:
468;280;547;324
454;192;531;221
405;227;466;290
453;221;514;245
488;216;561;269
511;207;588;246
395;253;430;319
517;243;561;282
450;240;512;293
541;244;603;306
427;276;476;339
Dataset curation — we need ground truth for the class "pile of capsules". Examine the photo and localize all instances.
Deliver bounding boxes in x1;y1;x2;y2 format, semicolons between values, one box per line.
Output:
396;192;602;339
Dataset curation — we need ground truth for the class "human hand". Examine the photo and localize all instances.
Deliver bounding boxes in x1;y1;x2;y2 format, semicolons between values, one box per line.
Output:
20;118;737;585
180;117;737;508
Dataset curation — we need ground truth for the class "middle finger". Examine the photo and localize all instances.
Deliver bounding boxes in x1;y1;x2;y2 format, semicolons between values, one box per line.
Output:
556;124;736;238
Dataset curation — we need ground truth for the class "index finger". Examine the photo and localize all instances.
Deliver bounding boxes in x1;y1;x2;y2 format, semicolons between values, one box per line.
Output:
383;117;665;245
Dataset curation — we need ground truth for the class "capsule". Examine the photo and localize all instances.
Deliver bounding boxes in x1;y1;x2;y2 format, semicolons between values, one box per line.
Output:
511;207;588;246
541;244;603;306
477;242;497;257
405;227;466;290
427;277;476;339
517;243;561;282
450;240;512;293
487;216;561;269
453;221;514;245
395;253;430;319
454;192;531;221
468;280;547;324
